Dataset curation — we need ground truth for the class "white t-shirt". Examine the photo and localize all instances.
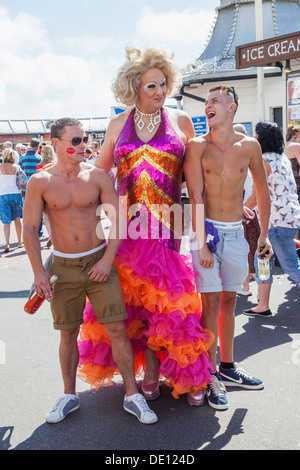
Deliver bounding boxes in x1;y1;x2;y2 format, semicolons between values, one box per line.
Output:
243;169;253;202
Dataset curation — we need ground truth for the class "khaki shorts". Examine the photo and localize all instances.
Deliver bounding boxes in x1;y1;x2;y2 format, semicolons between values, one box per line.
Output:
49;247;127;330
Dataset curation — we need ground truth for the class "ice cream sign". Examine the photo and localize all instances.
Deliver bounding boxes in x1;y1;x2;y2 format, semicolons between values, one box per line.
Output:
236;31;300;69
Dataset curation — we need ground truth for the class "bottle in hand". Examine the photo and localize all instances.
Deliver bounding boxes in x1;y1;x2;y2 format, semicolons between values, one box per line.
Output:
257;242;270;281
24;275;58;314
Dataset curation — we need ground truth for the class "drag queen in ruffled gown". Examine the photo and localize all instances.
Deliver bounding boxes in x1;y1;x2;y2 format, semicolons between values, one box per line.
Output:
78;46;214;404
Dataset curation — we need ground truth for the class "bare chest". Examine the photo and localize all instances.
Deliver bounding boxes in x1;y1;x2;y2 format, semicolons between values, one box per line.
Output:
44;177;100;211
202;144;249;182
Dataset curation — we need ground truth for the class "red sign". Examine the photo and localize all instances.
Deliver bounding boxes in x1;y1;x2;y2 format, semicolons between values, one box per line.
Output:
0;135;33;144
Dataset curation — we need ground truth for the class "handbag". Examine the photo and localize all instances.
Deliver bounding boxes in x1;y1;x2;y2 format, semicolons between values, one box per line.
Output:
16;166;28;191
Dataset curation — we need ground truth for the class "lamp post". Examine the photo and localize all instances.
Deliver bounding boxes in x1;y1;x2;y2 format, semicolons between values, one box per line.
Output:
255;0;265;121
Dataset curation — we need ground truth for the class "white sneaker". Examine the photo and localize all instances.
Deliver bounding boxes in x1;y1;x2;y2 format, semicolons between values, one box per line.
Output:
237;289;252;296
46;394;80;423
123;393;158;424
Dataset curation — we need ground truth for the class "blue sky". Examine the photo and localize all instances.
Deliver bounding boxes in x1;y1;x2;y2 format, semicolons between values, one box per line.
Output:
0;0;220;120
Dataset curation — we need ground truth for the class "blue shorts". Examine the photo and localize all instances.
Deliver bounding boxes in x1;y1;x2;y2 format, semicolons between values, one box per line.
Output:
0;193;23;224
190;220;249;293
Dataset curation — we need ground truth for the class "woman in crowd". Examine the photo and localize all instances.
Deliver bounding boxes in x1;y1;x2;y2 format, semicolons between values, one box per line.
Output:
244;121;300;317
284;124;300;202
0;149;24;252
36;143;56;172
78;46;214;406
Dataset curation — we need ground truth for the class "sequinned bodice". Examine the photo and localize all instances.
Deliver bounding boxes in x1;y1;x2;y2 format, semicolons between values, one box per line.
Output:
114;108;185;251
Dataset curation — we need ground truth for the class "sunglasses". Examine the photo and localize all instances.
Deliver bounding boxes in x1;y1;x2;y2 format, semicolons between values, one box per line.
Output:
58;136;89;146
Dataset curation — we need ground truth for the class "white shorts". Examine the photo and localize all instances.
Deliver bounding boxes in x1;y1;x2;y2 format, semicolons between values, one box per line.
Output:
190;219;249;293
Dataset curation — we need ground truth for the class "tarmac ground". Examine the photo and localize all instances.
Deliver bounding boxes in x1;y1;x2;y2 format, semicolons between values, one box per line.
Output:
0;222;299;452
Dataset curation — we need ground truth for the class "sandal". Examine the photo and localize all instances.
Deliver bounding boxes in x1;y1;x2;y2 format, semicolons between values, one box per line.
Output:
18;243;24;249
142;357;161;400
187;389;205;406
141;381;160;401
4;245;10;253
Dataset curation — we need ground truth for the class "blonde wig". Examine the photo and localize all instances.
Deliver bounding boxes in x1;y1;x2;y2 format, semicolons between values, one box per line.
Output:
112;46;182;106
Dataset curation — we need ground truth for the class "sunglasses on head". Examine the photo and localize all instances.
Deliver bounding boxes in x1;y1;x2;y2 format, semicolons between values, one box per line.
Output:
58;136;89;146
231;87;238;106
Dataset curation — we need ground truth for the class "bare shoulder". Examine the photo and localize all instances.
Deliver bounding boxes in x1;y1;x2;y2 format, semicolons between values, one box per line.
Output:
234;132;258;145
240;134;258;145
166;106;189;119
89;164;114;185
184;136;208;169
233;132;261;154
29;168;52;183
165;107;195;140
25;169;52;197
243;135;262;155
89;164;109;176
166;107;193;127
107;108;131;137
186;134;209;152
288;141;300;152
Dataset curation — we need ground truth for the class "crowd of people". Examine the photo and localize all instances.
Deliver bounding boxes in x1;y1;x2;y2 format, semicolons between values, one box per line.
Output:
1;45;300;426
0;138;54;250
0;138;102;250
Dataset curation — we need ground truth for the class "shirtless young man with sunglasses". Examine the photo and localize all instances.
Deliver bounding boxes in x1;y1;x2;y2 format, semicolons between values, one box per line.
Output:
184;86;272;410
23;117;157;425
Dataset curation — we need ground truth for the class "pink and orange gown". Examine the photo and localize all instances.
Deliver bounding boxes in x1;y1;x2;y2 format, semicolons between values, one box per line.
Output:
77;108;214;398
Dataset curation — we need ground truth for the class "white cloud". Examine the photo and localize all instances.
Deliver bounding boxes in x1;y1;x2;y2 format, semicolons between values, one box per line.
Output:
57;35;114;56
0;4;217;120
2;51;116;119
0;6;49;55
137;7;215;64
0;7;117;119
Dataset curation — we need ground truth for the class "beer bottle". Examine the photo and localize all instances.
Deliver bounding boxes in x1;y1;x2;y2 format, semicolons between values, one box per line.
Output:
257;242;270;281
24;275;58;314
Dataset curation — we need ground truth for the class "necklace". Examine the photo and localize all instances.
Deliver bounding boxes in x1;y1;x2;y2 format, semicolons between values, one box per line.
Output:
134;106;161;134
